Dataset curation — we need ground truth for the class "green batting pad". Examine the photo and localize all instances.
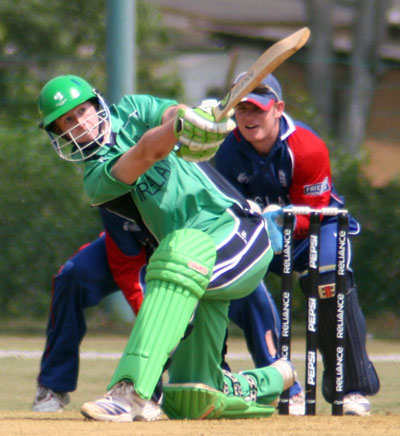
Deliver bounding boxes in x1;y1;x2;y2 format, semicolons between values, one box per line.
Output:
223;368;283;408
241;366;285;405
107;229;216;399
162;383;275;420
222;396;275;419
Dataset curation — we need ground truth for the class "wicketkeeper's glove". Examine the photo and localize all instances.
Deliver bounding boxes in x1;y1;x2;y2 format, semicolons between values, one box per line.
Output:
262;205;296;254
174;99;236;162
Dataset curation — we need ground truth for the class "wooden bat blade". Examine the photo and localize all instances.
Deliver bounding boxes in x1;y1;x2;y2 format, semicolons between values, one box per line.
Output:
214;27;310;121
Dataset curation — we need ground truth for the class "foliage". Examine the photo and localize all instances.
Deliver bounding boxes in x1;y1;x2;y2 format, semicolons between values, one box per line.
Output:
136;1;184;98
0;0;106;57
260;74;400;317
0;117;100;316
0;0;183;115
0;0;183;318
266;141;400;319
0;0;107;116
334;161;400;316
0;1;398;319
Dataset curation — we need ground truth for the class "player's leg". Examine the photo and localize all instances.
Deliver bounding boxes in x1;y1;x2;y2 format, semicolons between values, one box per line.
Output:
164;296;295;419
228;281;304;409
163;358;295;419
316;274;380;411
81;228;217;422
298;221;380;414
33;234;118;411
228;282;280;368
163;208;273;390
163;211;295;419
81;210;283;421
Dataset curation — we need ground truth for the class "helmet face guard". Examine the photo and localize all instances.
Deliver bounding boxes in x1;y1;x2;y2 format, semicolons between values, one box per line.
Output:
47;93;111;162
38;75;111;162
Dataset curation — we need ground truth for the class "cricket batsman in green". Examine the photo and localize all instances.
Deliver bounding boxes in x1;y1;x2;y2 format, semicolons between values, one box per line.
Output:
38;74;296;421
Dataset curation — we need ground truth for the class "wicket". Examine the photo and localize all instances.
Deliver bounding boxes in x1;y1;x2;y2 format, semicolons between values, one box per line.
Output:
278;207;349;416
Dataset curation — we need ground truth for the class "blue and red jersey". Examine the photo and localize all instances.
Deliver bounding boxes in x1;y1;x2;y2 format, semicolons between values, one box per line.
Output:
215;113;350;239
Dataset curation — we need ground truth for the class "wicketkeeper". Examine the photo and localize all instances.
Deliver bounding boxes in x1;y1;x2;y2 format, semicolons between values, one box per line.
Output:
216;72;380;415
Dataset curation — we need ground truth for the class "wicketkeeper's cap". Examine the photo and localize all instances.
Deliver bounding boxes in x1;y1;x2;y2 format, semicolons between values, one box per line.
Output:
234;72;283;111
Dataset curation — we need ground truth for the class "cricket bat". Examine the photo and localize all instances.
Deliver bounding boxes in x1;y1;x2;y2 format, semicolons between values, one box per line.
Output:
213;27;311;121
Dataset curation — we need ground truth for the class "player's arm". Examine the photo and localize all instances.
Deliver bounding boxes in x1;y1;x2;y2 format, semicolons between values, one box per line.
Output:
288;131;332;238
111;102;235;184
110;104;185;185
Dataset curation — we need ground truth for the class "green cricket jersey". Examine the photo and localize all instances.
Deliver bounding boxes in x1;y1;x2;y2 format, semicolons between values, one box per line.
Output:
82;94;275;398
83;94;237;243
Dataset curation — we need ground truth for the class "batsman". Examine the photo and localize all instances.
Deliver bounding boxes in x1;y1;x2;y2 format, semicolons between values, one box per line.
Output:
37;74;297;421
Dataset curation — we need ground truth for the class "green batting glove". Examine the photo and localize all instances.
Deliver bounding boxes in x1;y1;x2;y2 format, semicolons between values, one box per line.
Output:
174;100;236;162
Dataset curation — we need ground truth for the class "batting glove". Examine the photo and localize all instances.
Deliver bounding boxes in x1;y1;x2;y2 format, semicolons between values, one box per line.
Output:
174;99;236;162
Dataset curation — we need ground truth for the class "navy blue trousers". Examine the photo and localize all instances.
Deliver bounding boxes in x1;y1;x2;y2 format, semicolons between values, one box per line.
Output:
38;235;118;392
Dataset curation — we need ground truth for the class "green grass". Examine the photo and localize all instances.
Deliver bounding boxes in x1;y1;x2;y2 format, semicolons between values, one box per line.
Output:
0;316;399;414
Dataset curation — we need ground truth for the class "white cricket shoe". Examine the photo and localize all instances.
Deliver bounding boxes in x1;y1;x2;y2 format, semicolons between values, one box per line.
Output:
81;381;162;422
289;391;305;416
343;392;371;416
32;385;70;412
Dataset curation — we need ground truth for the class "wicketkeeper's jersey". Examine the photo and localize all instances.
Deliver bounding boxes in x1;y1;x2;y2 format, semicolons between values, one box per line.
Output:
215;113;354;239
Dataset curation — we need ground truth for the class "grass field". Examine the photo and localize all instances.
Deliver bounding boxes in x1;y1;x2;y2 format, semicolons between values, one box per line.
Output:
0;319;399;435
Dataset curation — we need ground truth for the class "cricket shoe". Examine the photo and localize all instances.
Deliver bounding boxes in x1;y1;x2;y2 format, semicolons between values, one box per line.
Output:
32;385;70;412
289;390;305;416
343;392;371;416
81;380;162;422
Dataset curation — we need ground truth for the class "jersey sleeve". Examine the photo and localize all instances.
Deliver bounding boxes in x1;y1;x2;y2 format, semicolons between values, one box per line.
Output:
84;154;133;206
83;94;178;206
135;94;177;129
287;126;332;239
116;94;177;130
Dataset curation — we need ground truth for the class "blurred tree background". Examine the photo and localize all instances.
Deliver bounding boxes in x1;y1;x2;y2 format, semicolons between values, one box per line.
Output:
0;0;399;323
0;0;183;317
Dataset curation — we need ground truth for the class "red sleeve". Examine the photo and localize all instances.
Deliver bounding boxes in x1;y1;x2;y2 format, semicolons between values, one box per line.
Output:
287;126;332;239
105;231;146;315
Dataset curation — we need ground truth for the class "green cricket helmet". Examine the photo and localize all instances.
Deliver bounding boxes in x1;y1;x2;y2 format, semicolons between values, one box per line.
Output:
38;75;111;162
